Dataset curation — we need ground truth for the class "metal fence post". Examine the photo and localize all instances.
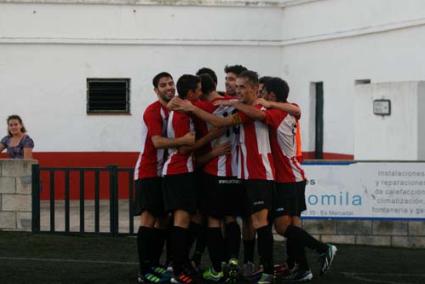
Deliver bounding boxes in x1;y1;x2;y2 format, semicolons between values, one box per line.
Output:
108;165;119;236
31;164;41;233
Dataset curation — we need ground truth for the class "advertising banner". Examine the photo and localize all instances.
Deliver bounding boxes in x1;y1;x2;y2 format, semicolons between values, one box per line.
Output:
303;162;425;220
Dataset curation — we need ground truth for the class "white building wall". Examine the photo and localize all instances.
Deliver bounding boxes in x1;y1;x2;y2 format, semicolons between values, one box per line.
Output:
1;44;282;151
354;82;420;160
418;83;425;160
2;0;425;159
279;0;425;157
0;1;283;152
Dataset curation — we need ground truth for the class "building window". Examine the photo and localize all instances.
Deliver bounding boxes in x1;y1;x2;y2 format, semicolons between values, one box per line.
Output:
87;78;130;114
355;79;371;85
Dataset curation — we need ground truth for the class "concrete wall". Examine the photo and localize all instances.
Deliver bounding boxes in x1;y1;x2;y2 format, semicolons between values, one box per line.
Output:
354;82;422;160
300;219;425;248
0;1;283;152
2;0;425;158
0;159;37;231
279;0;425;156
418;82;425;160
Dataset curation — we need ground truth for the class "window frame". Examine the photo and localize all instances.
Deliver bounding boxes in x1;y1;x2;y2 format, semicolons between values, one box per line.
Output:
86;78;131;115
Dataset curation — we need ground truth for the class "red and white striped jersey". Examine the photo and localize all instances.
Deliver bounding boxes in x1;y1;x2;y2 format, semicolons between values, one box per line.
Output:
203;101;239;177
134;101;168;180
237;106;275;181
264;108;306;183
162;110;195;176
200;97;239;177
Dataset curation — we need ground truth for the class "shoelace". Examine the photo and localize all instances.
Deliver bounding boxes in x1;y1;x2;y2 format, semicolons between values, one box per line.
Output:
152;266;167;275
144;273;161;283
177;273;193;284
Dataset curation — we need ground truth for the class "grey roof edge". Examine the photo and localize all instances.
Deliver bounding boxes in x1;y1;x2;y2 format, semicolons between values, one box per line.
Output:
0;0;322;8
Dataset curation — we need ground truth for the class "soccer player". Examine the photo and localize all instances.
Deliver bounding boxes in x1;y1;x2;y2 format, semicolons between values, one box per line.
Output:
224;65;247;97
224;77;338;281
163;74;225;284
196;67;218;87
258;76;272;98
169;70;276;284
134;72;195;284
192;74;243;283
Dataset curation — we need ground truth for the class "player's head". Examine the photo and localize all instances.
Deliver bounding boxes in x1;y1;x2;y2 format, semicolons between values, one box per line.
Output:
196;67;218;86
236;70;259;104
199;73;216;98
224;65;248;96
258;76;272;98
263;77;290;103
176;74;202;101
152;72;175;102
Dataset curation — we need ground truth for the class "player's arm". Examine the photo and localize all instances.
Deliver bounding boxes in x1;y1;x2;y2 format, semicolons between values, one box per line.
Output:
256;98;301;117
168;97;239;128
151;132;195;149
179;127;225;155
145;106;195;149
230;101;266;121
196;142;231;167
0;143;5;153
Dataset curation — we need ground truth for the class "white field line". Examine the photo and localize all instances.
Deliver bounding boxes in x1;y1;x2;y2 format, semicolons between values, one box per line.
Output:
341;272;425;284
0;256;138;266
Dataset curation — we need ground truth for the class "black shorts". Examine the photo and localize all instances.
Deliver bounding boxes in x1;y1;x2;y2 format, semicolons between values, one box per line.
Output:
200;173;243;218
273;180;307;217
162;173;198;214
242;180;274;217
193;169;204;206
134;178;164;217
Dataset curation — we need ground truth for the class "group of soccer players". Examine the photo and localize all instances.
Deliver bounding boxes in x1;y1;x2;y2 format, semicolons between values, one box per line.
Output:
133;65;337;284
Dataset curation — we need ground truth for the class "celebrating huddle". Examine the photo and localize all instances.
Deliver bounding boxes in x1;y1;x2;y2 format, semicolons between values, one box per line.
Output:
134;66;337;284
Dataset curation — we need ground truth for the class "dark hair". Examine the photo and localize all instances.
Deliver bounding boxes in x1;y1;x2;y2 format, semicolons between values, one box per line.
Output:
259;76;272;85
176;74;200;99
238;70;259;86
152;72;173;88
7;114;26;135
196;67;217;85
199;74;216;95
264;77;290;102
224;65;248;76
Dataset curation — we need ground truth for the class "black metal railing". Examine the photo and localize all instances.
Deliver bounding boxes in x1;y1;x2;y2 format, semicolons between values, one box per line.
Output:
31;164;135;236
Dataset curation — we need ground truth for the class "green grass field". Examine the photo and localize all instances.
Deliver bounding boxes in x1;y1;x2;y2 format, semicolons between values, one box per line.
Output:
1;231;424;283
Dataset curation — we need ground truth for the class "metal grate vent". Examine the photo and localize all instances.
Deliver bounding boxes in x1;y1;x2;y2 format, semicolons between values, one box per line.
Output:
87;79;130;113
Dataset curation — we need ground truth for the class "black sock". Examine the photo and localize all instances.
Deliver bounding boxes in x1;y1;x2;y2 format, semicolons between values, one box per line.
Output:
225;222;241;260
152;228;167;266
188;222;202;248
243;239;255;263
284;225;327;253
165;226;173;267
257;225;274;274
171;226;189;275
192;223;207;265
137;226;154;274
295;245;310;271
286;238;295;269
207;227;225;272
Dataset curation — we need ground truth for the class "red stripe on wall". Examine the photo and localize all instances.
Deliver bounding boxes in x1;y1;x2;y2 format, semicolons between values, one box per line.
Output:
2;151;353;200
302;152;354;160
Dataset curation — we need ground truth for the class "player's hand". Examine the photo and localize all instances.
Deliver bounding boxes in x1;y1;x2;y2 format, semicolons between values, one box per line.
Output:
169;98;195;112
212;99;238;106
211;142;231;156
167;97;184;110
208;127;226;140
255;98;271;108
181;131;195;146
